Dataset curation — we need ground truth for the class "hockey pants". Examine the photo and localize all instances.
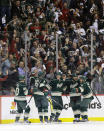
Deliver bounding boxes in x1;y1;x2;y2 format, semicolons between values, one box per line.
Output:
70;96;81;119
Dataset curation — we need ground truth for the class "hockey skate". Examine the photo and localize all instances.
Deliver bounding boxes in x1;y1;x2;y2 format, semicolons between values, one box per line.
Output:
39;116;44;123
49;117;61;123
80;119;89;122
40;119;44;123
73;118;80;123
14;117;21;124
15;120;25;124
44;120;49;124
15;120;20;124
54;118;62;123
49;115;55;123
24;120;31;124
44;117;49;124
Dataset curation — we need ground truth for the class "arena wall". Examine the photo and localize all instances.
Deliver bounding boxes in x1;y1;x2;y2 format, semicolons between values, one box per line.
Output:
0;95;104;124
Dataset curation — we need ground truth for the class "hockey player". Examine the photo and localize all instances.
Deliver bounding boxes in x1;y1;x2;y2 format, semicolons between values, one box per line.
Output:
14;75;31;123
30;71;50;123
69;74;81;122
62;72;72;95
62;74;68;94
49;72;64;123
79;76;94;122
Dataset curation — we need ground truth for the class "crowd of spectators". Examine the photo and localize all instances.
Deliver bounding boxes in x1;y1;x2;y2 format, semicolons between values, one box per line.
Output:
0;0;104;95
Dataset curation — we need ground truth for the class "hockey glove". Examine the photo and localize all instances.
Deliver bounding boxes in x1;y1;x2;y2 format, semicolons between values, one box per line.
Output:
70;88;76;93
44;89;49;97
46;95;51;99
33;87;38;92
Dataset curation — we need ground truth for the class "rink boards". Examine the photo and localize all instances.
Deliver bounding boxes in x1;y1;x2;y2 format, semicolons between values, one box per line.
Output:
0;95;104;124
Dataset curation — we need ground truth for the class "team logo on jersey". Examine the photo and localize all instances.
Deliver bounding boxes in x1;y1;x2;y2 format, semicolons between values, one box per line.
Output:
57;83;63;88
11;102;16;109
70;83;78;88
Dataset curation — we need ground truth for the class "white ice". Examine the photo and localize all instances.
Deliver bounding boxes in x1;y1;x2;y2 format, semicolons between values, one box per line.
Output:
0;122;104;131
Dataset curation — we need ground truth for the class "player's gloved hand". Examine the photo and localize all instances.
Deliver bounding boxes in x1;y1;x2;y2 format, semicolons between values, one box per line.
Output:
71;88;76;93
46;95;51;99
44;89;49;97
44;91;48;96
34;87;38;92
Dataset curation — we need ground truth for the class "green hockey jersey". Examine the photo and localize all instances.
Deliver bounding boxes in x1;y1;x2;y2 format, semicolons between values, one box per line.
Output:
79;81;93;99
14;82;28;101
62;78;72;94
30;76;49;96
70;79;81;97
49;79;64;96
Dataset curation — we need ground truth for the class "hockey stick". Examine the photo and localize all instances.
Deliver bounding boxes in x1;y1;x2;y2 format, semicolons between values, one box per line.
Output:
25;95;33;108
15;95;33;111
90;82;101;105
49;97;64;109
48;97;53;112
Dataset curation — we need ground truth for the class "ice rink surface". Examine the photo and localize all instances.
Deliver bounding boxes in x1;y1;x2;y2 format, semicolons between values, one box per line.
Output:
0;122;104;131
